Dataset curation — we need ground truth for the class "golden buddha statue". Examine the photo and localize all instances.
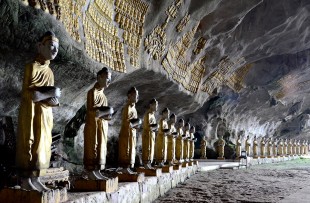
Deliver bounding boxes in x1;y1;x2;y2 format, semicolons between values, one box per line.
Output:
175;119;185;163
260;137;266;158
217;135;225;159
273;138;278;157
167;113;177;166
253;136;258;158
155;108;170;166
83;67;113;180
245;135;251;156
189;126;196;161
288;139;292;155
236;134;241;158
306;140;309;155
292;139;297;155
200;135;207;159
142;99;158;169
183;123;191;162
283;139;288;155
278;138;283;156
297;140;301;155
118;87;141;173
16;31;61;191
267;138;273;157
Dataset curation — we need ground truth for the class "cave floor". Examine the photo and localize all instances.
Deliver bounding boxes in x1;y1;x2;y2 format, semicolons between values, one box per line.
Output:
154;158;310;203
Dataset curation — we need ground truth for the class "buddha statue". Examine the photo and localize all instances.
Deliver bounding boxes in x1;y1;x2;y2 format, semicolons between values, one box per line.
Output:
297;140;301;155
175;119;185;163
283;139;288;156
118;87;141;173
267;138;273;157
245;135;251;156
260;137;266;158
83;67;113;180
217;135;225;159
142;99;158;169
288;139;292;156
273;138;278;157
167;113;177;166
200;135;207;159
253;136;258;158
278;139;283;156
236;134;241;158
183;123;191;162
292;139;297;155
16;31;61;191
155;108;170;166
306;140;309;155
189;126;196;161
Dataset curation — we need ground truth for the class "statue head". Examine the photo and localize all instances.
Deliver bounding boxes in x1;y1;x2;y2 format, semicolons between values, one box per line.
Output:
178;118;184;128
127;87;139;104
161;107;170;119
169;113;177;124
97;67;111;89
185;123;190;131
38;31;59;61
149;98;158;112
190;126;195;134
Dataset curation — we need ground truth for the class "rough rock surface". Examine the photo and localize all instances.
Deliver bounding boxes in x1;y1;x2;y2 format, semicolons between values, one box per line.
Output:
0;0;310;163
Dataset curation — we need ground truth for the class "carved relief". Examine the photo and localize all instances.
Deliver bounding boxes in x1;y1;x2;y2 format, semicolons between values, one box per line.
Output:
176;13;190;32
226;64;252;92
83;1;126;72
201;57;245;94
114;0;149;68
193;37;207;55
145;0;184;60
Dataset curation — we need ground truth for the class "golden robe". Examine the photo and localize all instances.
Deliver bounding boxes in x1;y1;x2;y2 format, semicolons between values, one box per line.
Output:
245;139;251;156
260;140;265;157
189;133;195;159
142;111;156;164
253;140;258;157
278;141;283;156
16;61;54;172
84;83;108;170
118;103;137;167
283;142;288;155
175;128;184;161
183;130;190;160
200;138;207;158
167;123;176;162
155;118;168;163
288;142;292;155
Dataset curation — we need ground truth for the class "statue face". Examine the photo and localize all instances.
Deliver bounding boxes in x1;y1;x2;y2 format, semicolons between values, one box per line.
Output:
190;127;195;133
178;120;184;128
38;39;59;60
150;101;158;112
98;72;111;88
170;116;176;123
185;124;190;131
129;90;139;103
163;110;170;119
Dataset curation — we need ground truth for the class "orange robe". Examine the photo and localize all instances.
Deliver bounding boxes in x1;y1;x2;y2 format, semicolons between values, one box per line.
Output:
16;61;54;173
84;83;108;170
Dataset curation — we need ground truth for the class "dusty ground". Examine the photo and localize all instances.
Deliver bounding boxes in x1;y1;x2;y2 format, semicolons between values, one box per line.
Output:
155;158;310;203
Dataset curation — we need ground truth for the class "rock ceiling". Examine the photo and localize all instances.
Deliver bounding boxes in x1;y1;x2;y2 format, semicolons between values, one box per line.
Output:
1;0;310;143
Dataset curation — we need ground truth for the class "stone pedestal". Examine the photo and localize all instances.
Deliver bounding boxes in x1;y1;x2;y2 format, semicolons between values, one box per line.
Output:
0;187;67;203
173;164;182;170
217;157;225;160
136;168;162;177
38;167;70;189
162;166;173;173
74;177;118;193
182;162;188;167
117;173;145;182
253;156;259;159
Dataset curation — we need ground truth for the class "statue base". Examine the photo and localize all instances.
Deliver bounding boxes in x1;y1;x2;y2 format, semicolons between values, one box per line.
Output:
0;187;67;203
162;165;173;173
182;162;188;167
260;156;266;158
253;156;259;159
267;156;273;158
136;167;162;177
117;172;145;182
217;157;225;160
36;167;70;189
74;177;118;193
173;164;182;170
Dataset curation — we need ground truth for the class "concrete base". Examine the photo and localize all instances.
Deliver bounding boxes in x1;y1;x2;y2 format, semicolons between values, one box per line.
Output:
136;167;162;177
162;166;173;173
117;173;145;182
173;164;182;170
74;177;118;193
65;164;198;203
0;187;67;203
182;162;188;167
217;157;225;160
